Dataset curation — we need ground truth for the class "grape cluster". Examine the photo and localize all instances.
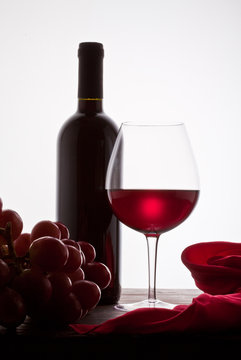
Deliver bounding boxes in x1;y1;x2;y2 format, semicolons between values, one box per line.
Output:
0;197;111;328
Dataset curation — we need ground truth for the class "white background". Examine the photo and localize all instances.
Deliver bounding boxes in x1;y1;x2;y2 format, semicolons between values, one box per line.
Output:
0;0;241;289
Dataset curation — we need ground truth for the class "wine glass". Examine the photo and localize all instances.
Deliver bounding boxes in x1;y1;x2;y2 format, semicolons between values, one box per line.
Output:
105;121;200;311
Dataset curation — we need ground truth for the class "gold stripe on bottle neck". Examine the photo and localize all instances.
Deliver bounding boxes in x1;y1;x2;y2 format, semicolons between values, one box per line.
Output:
78;98;102;101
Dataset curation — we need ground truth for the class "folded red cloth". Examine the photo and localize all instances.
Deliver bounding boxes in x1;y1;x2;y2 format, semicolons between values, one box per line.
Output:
70;291;241;335
70;241;241;335
181;241;241;294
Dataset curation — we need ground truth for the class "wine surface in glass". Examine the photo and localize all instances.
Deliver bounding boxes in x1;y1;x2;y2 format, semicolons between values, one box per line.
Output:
108;189;199;235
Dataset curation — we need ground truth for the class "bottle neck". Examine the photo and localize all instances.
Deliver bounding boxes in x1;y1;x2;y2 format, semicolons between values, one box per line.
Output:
77;98;103;113
78;43;104;106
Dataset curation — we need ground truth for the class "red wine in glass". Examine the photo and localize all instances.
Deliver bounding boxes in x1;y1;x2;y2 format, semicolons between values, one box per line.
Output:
108;189;199;235
106;122;200;311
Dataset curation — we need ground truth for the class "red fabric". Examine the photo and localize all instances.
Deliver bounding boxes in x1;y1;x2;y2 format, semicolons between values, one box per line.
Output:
70;241;241;335
181;241;241;294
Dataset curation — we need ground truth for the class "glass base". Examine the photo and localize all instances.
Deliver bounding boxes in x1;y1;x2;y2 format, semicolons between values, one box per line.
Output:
115;299;177;312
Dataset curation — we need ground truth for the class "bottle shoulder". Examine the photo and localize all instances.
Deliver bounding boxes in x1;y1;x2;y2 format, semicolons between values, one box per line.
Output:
58;111;118;143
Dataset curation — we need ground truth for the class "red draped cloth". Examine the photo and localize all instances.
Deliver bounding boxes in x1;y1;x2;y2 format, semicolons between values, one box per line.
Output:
70;241;241;335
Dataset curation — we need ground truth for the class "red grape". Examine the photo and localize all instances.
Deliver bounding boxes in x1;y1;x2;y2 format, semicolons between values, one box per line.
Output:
47;272;72;299
12;268;52;315
0;259;10;287
81;251;86;267
84;262;111;290
55;222;70;239
63;245;82;272
73;280;101;311
66;267;85;284
78;241;96;263
14;233;31;257
30;220;61;242
29;236;69;272
0;209;23;243
62;238;81;251
61;292;83;322
44;292;82;324
0;287;26;328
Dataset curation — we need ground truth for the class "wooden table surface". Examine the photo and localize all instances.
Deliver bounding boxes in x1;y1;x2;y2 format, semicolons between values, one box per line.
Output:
0;288;240;360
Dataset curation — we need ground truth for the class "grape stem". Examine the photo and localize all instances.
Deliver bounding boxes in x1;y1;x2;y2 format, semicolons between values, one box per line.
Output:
0;222;23;274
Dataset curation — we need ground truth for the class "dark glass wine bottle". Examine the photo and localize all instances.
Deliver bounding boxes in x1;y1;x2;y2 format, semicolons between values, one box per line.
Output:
57;42;121;304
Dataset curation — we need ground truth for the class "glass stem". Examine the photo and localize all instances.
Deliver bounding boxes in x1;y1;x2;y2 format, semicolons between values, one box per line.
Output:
145;235;160;302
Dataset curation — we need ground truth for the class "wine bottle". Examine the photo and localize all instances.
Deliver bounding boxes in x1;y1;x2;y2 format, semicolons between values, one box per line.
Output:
57;42;121;304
